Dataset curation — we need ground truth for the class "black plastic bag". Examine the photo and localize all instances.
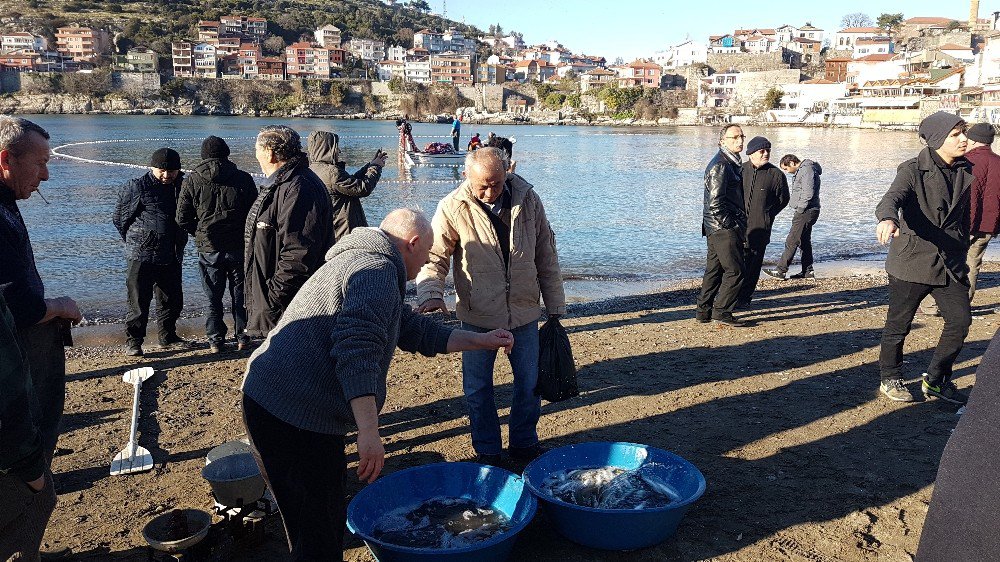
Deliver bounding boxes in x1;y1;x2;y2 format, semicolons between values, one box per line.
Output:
535;317;578;402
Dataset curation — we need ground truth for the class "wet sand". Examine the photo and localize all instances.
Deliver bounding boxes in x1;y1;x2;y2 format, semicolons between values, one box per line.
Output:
43;264;1000;561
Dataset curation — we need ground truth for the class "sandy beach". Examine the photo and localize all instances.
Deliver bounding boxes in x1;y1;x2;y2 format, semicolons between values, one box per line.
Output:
41;263;1000;561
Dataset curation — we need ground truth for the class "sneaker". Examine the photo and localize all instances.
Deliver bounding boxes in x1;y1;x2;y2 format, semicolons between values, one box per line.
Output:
763;268;787;281
475;453;503;466
922;376;968;405
712;312;744;327
209;342;227;354
509;444;547;462
158;335;194;350
880;378;916;402
789;270;815;280
695;310;711;323
125;344;143;357
237;339;252;351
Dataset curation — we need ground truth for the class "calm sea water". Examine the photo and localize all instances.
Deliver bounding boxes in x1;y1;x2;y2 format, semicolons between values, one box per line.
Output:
18;115;929;322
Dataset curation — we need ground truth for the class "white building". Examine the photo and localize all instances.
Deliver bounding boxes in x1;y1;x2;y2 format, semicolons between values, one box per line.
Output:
404;56;431;83
315;24;342;48
386;45;407;62
853;38;894;59
1;32;47;52
193;43;219;78
655;39;707;70
346;38;385;62
847;54;905;86
833;27;883;50
377;59;404;81
768;79;849;123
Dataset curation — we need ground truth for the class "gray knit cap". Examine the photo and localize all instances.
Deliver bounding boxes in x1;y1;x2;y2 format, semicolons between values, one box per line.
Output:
918;111;965;150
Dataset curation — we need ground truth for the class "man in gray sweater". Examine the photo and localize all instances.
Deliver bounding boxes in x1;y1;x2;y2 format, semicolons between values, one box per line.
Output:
241;208;513;561
765;154;822;280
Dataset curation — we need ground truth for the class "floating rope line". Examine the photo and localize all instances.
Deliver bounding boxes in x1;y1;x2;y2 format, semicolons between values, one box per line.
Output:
50;138;463;183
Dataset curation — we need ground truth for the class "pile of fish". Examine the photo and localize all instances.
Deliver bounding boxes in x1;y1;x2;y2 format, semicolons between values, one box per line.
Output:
371;497;511;549
541;464;677;510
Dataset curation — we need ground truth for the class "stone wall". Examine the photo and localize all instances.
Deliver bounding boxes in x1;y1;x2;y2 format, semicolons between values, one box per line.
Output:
0;72;20;93
707;48;801;74
731;69;802;114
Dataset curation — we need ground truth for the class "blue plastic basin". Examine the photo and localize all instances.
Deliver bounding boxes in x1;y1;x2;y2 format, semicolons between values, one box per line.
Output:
346;462;537;562
523;442;706;550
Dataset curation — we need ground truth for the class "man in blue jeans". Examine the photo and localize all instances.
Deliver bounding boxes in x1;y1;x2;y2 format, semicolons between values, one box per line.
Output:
176;136;258;353
417;147;566;466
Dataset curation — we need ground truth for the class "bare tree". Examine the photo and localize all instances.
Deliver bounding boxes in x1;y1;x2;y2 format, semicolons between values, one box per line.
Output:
841;12;874;29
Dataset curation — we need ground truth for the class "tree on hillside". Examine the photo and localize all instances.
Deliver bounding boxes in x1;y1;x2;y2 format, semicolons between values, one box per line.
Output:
263;35;286;56
840;12;873;29
409;0;430;12
877;13;904;35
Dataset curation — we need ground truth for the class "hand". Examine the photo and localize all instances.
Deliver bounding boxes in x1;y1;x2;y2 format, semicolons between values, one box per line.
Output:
481;329;514;355
417;298;449;314
371;152;388;167
355;429;385;484
876;219;899;245
47;297;82;324
26;475;45;492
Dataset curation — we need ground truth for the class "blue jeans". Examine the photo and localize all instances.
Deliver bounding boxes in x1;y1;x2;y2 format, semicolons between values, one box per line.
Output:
461;321;541;455
198;251;248;344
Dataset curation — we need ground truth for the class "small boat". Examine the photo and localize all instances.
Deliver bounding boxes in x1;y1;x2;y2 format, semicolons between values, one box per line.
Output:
404;150;467;166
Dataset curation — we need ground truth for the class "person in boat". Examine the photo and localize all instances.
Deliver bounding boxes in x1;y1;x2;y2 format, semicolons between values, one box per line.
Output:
468;133;482;151
396;116;418;153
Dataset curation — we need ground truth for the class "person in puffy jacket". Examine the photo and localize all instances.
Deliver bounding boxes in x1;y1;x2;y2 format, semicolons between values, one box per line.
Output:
765;154;822;280
696;124;747;326
307;130;386;243
176;136;258;352
112;148;189;356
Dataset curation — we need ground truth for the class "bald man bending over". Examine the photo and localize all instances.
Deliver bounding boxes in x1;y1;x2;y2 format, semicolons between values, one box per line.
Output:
241;208;514;561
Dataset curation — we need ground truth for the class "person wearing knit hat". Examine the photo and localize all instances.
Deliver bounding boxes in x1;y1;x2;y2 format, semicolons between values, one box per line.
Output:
920;122;1000;318
176;136;258;352
874;111;972;404
113;148;190;356
736;135;788;308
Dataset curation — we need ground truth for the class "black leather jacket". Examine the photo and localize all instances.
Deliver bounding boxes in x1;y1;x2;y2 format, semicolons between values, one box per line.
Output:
702;149;746;236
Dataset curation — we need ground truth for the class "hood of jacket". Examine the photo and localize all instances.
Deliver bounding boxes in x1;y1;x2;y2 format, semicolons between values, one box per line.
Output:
194;158;240;184
324;226;405;292
801;160;822;176
307;131;340;165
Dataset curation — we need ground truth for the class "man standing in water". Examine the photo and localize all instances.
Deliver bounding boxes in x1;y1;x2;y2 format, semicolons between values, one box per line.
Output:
737;135;788;308
696;124;747;326
876;111;972;404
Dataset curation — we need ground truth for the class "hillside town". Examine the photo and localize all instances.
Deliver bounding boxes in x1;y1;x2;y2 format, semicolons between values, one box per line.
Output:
0;1;998;127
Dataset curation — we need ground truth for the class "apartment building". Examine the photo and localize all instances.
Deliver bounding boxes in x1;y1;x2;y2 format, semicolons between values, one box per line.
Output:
1;32;46;52
55;26;110;62
346;38;386;62
171;41;194;77
430;52;473;85
315;24;342;48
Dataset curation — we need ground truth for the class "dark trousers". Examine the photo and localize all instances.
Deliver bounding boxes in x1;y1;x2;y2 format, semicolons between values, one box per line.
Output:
777;208;820;273
125;260;183;346
879;274;972;384
21;321;67;463
697;228;745;314
198;251;248;344
452;131;460;151
0;467;56;561
243;395;347;561
738;243;767;305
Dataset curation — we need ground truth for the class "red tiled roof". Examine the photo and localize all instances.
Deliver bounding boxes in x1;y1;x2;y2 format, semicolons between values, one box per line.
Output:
905;17;956;25
802;78;837;84
856;54;895;62
856;38;891;45
793;38;821;44
937;43;971;51
838;27;881;33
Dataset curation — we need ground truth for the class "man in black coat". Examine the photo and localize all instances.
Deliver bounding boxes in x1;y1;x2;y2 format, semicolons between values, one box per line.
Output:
875;111;972;404
176;136;258;353
696;124;747;326
112;148;188;357
244;126;333;338
737;136;788;308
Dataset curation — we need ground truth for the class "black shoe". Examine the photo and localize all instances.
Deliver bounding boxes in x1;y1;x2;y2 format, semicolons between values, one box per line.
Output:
789;270;815;279
695;310;711;323
158;335;194;350
922;376;968;405
125;344;143;357
40;546;71;560
475;453;503;466
733;299;751;310
712;312;744;327
763;268;787;281
509;444;547;462
237;338;254;351
209;342;227;354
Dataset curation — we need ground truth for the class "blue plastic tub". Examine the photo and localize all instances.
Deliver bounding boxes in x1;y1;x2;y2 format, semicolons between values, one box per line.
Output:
523;442;706;550
346;462;537;562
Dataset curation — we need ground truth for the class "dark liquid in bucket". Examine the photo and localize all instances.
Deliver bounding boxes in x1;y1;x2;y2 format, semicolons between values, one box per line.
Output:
541;464;677;510
372;497;512;549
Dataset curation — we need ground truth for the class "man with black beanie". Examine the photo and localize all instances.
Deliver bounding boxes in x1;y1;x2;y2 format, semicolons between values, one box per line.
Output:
113;147;189;356
875;111;972;404
176;136;258;353
737;135;788;308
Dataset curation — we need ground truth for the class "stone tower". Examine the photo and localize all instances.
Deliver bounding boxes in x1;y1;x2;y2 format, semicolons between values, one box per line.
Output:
971;0;980;29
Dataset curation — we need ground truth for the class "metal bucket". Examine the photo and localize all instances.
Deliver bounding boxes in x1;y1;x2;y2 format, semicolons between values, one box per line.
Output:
200;452;266;507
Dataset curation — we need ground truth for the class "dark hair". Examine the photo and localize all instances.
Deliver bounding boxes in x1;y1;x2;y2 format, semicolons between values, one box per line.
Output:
779;154;801;167
719;123;742;141
256;125;301;162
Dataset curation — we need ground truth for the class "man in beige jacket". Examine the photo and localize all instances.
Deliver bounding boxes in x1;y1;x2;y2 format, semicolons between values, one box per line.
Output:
417;147;566;466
